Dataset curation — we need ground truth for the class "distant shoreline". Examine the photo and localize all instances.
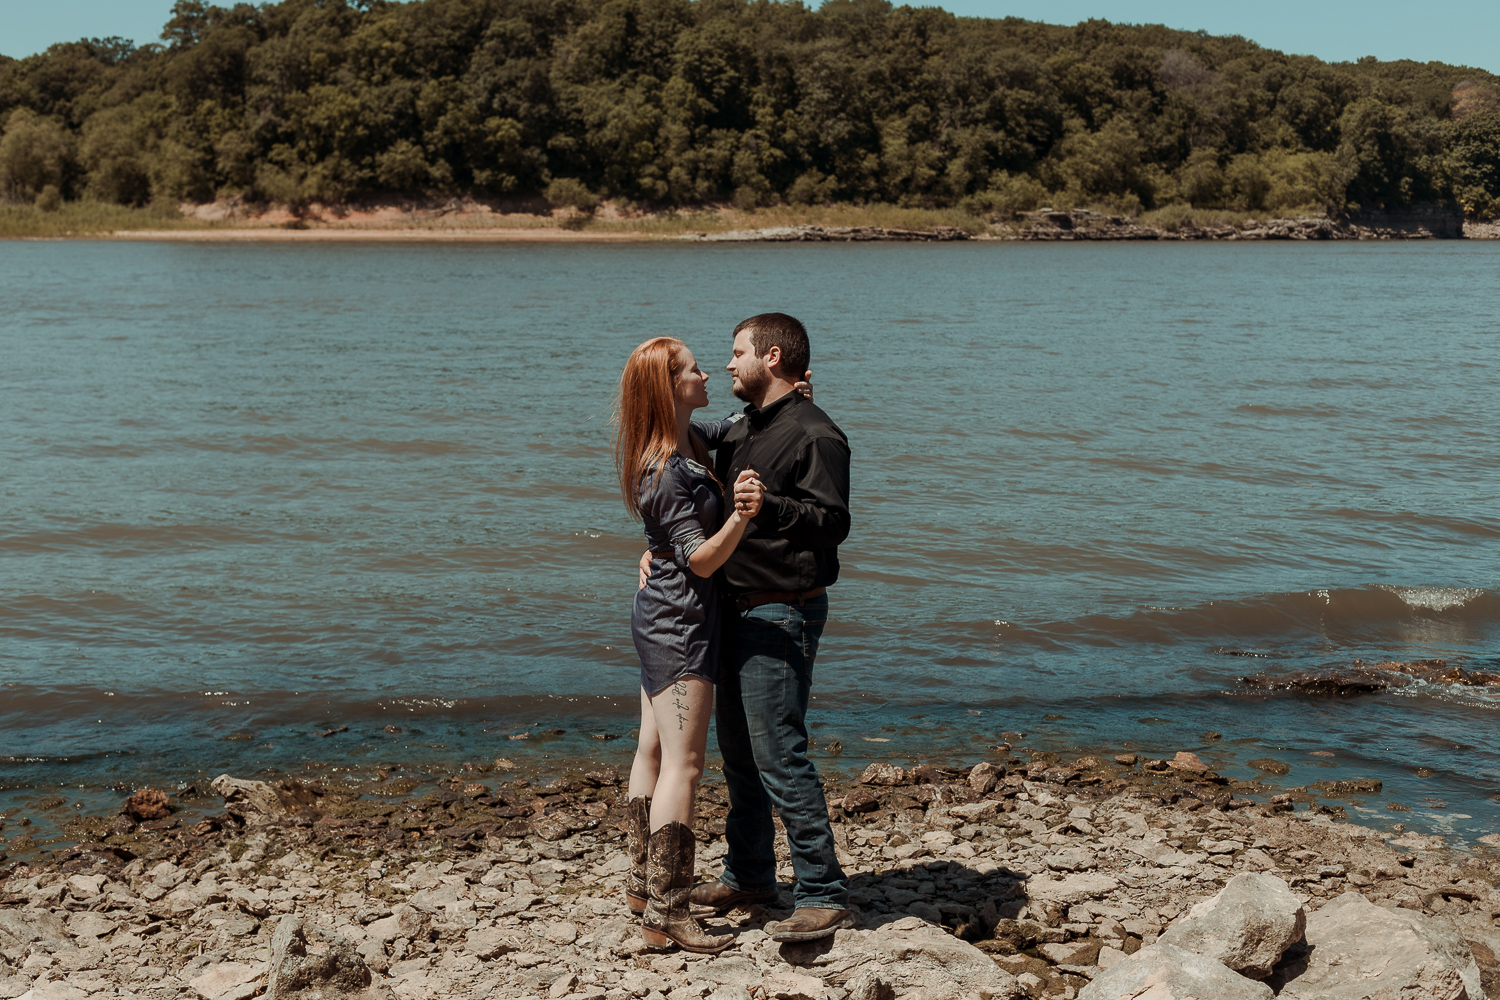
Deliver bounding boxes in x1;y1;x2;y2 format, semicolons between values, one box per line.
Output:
5;198;1493;242
77;217;1497;243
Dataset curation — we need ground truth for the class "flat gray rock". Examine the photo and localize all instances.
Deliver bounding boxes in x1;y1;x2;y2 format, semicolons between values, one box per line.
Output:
1158;872;1305;978
1273;892;1484;1000
1079;942;1273;1000
775;916;1023;999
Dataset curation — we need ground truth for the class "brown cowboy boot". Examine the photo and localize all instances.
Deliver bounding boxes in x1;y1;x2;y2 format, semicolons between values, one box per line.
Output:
641;822;733;954
689;877;780;918
624;796;650;915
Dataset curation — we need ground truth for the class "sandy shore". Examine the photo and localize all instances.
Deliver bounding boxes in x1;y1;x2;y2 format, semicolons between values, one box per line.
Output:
1;752;1496;1000
102;229;655;242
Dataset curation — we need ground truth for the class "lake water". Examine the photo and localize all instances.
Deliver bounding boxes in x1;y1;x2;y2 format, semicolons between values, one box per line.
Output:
2;238;1498;845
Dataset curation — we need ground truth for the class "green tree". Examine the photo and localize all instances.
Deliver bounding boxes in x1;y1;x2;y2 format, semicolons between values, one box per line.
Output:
0;108;74;200
1446;110;1500;220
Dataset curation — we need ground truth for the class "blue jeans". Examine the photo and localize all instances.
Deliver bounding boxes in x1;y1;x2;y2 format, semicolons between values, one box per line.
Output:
714;594;847;909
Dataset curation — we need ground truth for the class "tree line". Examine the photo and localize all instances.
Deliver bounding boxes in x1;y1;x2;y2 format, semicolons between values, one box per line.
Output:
2;0;1498;219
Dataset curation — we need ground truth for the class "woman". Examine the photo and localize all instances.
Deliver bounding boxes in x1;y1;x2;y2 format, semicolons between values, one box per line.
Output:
614;336;761;954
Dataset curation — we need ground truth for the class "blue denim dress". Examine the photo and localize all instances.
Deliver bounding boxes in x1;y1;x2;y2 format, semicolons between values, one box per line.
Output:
631;453;724;695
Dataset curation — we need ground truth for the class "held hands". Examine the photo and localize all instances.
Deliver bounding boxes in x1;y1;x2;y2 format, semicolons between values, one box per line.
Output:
733;469;764;519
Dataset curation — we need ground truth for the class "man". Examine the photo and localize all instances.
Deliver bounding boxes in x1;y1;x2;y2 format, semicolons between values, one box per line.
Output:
693;312;853;942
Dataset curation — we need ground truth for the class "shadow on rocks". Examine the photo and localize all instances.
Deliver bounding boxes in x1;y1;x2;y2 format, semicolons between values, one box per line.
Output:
751;860;1034;1000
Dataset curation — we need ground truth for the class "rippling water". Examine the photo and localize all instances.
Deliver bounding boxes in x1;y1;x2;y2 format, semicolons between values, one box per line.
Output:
2;239;1498;841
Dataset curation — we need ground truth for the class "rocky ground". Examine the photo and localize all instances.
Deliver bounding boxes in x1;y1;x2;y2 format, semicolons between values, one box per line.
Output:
1;750;1497;1000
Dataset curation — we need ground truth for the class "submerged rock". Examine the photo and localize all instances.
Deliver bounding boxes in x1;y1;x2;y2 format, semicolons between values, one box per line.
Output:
1238;669;1390;695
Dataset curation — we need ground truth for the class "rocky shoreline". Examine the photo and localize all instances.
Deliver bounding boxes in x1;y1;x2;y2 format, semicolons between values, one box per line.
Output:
1;751;1496;1000
680;207;1485;244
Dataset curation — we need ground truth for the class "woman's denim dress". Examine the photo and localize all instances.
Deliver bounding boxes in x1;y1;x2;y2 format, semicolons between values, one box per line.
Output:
631;452;724;695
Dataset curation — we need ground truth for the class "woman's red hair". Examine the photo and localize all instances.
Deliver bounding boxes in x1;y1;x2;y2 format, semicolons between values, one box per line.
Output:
615;337;686;518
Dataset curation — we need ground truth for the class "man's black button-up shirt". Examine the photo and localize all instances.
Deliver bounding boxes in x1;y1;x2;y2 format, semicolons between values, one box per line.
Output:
710;391;850;596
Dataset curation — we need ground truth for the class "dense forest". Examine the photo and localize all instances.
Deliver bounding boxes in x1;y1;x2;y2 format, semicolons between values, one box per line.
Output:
2;0;1499;218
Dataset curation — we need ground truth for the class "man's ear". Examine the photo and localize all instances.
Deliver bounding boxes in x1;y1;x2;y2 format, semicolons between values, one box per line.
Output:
762;344;783;374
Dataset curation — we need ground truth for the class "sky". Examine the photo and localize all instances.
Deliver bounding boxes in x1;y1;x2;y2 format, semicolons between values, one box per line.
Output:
0;0;1495;73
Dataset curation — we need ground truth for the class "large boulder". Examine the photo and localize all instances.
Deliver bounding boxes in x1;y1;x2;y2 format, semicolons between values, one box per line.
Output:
1157;872;1306;978
1079;942;1273;1000
266;916;373;1000
1273;892;1484;1000
775;916;1023;999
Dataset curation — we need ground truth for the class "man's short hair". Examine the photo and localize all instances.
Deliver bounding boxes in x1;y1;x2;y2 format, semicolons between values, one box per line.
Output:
734;313;810;377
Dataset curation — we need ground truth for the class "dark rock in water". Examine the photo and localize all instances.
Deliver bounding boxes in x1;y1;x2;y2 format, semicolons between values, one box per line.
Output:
1239;669;1390;696
1249;759;1291;776
267;915;371;999
125;788;171;821
110;813;138;836
1311;778;1383;796
1353;658;1500;688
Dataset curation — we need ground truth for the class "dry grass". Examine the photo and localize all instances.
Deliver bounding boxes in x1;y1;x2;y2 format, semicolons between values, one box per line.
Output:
2;198;993;239
1137;203;1329;231
0;201;215;238
591;203;989;235
296;201;990;235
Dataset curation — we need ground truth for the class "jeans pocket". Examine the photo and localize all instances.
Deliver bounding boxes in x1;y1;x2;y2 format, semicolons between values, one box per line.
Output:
747;604;793;629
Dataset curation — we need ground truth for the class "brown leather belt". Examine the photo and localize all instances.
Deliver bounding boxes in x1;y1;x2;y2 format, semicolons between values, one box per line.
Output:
731;586;826;612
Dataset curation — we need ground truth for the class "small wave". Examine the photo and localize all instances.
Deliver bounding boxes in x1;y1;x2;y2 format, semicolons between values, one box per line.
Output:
1386;674;1500;710
998;585;1499;648
1377;586;1485;612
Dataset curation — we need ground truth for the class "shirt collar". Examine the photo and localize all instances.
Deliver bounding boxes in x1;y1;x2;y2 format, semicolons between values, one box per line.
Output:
743;389;800;426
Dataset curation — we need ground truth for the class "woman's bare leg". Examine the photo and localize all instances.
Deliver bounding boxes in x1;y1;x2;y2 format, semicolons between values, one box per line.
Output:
647;676;714;831
628;686;661;800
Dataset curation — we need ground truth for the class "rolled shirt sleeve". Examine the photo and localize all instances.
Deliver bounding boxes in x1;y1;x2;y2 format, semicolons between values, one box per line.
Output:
640;466;709;571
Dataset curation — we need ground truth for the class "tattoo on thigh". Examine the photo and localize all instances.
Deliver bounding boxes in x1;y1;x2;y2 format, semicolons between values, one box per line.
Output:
672;680;688;730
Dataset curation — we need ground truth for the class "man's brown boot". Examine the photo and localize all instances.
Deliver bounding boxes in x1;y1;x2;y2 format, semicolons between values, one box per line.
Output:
689;877;780;918
624;796;650;915
642;822;733;954
766;906;856;942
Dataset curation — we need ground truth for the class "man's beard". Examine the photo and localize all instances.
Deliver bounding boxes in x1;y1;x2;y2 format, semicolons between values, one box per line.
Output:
732;359;772;403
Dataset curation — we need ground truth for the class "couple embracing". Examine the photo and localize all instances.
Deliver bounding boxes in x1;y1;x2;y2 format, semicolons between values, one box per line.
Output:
613;313;851;954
